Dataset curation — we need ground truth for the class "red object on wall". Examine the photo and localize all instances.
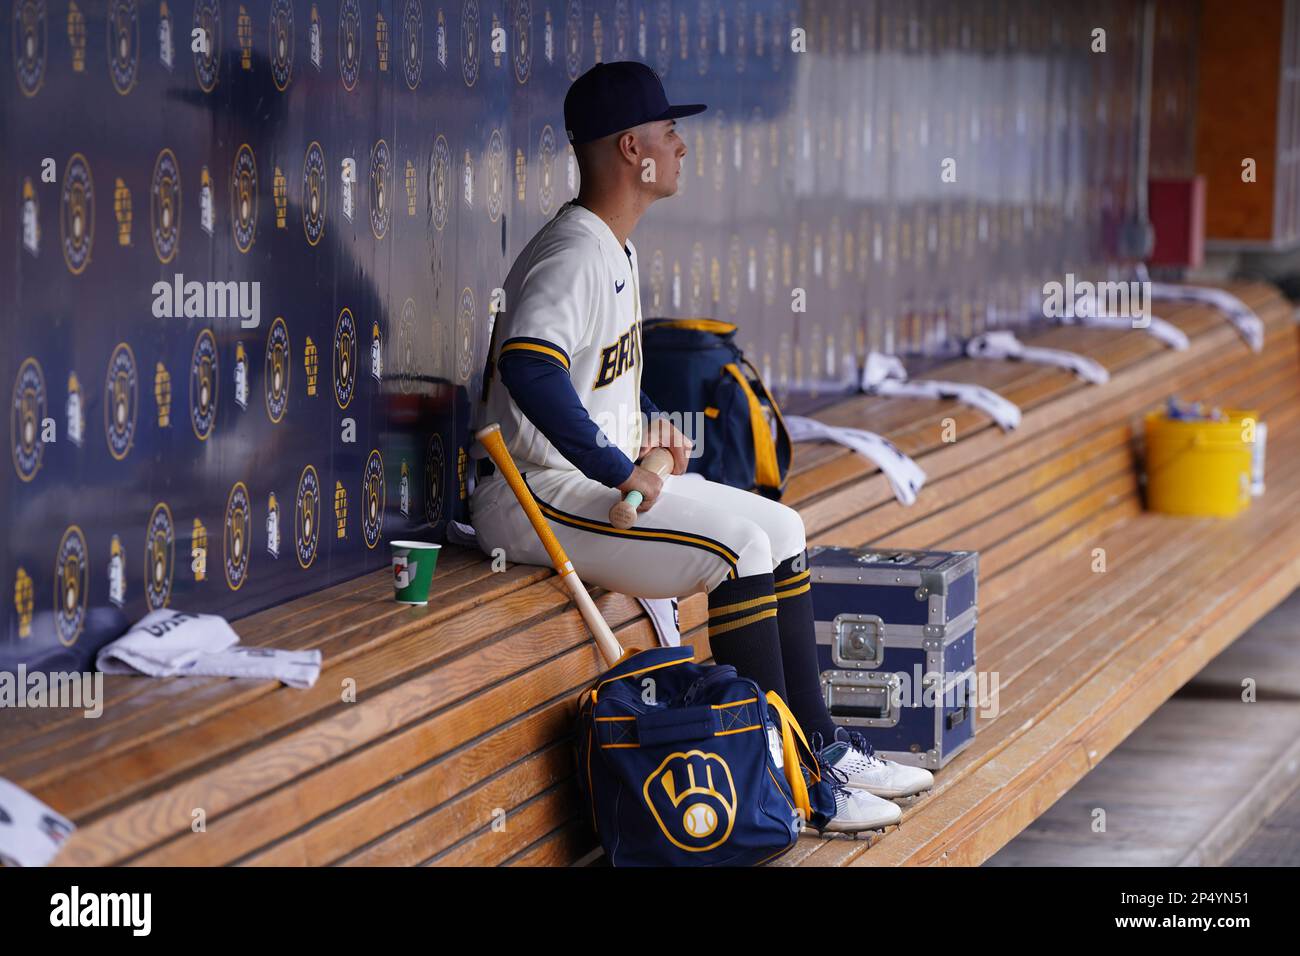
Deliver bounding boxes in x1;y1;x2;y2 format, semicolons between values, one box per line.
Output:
1148;177;1206;268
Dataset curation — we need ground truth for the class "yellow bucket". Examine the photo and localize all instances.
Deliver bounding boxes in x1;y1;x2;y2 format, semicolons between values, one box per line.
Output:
1142;408;1258;517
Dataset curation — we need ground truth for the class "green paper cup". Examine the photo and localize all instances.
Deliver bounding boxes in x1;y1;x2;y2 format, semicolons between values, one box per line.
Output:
389;541;441;605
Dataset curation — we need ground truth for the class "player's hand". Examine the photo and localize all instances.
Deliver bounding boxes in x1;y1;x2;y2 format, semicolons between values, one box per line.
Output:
638;416;693;476
616;464;665;513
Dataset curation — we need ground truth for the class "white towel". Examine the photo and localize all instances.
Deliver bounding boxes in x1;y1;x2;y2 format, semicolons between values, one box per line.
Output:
966;330;1110;385
96;609;322;688
784;414;927;506
0;776;75;867
1149;282;1265;352
638;597;681;647
446;520;479;547
860;351;1022;432
1069;313;1190;350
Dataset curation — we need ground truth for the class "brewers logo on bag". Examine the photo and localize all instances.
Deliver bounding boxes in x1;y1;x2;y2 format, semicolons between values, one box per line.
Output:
577;646;834;867
644;750;738;852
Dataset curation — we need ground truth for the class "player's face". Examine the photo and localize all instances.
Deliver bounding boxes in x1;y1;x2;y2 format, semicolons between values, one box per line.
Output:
645;119;687;197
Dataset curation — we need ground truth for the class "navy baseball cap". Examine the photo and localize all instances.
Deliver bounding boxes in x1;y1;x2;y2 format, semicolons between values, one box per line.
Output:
564;61;707;146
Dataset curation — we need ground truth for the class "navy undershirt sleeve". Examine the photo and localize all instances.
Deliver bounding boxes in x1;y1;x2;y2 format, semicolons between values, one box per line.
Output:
640;387;661;419
497;351;636;488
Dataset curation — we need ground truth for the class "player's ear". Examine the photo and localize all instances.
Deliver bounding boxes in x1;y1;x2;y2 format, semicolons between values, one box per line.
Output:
619;128;642;166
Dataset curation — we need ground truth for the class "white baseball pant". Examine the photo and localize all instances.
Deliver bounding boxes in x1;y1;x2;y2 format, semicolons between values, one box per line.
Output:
469;467;806;599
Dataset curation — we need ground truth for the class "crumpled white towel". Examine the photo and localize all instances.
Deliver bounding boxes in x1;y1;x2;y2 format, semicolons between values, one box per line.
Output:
784;414;927;506
447;520;479;548
860;351;1022;432
1149;282;1265;352
966;330;1110;385
638;597;681;647
0;776;76;867
96;609;321;688
1067;313;1191;350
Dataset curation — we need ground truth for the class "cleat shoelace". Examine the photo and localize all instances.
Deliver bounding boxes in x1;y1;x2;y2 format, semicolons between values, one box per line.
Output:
810;732;856;810
840;730;889;772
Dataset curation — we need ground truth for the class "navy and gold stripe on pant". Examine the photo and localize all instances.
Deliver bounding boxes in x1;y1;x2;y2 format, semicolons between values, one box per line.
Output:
522;473;741;580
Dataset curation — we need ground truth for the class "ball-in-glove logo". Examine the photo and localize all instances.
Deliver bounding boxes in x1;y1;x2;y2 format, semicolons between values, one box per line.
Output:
642;750;737;852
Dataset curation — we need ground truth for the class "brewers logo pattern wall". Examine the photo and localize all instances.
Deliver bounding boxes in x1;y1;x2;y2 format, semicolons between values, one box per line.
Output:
2;0;1153;671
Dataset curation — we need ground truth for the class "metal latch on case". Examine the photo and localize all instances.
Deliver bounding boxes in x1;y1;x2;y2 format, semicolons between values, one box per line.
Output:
821;670;902;728
832;613;885;668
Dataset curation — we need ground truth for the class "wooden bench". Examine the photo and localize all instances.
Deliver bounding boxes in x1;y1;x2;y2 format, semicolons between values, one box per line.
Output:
6;280;1297;867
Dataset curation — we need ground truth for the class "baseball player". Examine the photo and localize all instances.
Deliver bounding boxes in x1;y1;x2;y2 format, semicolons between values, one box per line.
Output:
469;61;931;833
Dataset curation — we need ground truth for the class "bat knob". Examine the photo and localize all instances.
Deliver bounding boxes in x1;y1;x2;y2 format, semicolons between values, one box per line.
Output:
609;490;644;529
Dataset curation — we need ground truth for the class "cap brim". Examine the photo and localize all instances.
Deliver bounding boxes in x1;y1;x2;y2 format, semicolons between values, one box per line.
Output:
656;104;708;121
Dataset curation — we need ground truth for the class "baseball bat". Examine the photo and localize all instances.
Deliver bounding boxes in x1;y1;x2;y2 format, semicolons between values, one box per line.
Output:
608;446;675;529
475;423;623;667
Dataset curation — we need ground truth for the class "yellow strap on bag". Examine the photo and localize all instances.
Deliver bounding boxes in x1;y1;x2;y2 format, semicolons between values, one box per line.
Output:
723;362;782;492
765;690;820;820
742;356;792;493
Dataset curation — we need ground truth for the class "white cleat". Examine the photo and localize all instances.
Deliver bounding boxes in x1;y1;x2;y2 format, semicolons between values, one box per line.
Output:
819;785;902;833
827;728;934;800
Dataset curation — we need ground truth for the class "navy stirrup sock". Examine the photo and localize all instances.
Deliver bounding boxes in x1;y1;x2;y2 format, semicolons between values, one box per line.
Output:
706;572;788;702
774;551;839;745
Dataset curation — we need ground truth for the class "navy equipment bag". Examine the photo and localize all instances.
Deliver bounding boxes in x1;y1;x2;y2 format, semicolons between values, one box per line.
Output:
576;646;835;867
641;319;792;500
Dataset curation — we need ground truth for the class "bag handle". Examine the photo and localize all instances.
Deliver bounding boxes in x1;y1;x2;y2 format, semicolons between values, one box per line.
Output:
765;690;821;821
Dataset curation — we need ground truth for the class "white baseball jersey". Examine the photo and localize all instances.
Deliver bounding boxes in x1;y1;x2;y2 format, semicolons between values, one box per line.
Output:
472;199;644;475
